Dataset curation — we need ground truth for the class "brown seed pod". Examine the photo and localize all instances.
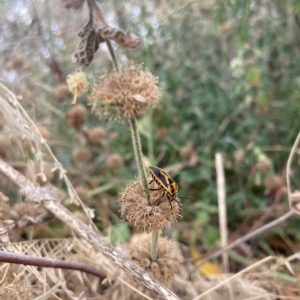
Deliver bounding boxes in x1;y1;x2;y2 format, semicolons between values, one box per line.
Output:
118;179;182;232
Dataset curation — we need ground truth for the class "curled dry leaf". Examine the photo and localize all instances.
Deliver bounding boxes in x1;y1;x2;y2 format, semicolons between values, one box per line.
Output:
73;20;105;67
73;0;140;67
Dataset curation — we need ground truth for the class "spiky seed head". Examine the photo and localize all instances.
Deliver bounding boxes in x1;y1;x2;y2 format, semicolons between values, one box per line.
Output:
179;144;194;160
264;175;282;191
55;83;69;100
118;179;181;233
87;126;106;144
36;126;51;140
72;147;92;163
90;64;161;120
75;186;89;204
66;105;86;130
128;236;182;288
106;154;123;170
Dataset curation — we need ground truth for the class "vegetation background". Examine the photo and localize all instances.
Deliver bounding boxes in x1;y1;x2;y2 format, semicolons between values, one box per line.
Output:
1;0;300;297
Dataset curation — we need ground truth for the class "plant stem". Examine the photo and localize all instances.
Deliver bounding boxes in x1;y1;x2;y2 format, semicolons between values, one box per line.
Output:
129;118;150;203
151;230;159;261
106;39;119;72
106;39;158;260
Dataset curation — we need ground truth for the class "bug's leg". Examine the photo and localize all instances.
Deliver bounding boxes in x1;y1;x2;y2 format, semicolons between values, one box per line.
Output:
148;179;153;185
167;194;173;210
143;187;162;193
152;191;165;206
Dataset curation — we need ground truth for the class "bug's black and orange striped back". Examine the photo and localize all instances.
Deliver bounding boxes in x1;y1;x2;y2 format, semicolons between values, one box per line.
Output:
148;166;179;209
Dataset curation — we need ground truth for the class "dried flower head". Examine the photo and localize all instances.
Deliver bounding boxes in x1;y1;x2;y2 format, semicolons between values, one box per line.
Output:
0;136;11;158
66;105;86;130
264;175;282;191
180;144;194;160
87;126;106;144
118;179;181;232
128;236;182;287
55;83;69;100
12;202;44;218
36;126;51;140
90;64;161;120
67;71;89;105
106;154;123;170
155;127;169;140
0;201;11;220
74;186;89;204
72;147;92;163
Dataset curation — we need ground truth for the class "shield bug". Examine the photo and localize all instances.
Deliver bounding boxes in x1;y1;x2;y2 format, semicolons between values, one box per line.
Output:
148;166;180;209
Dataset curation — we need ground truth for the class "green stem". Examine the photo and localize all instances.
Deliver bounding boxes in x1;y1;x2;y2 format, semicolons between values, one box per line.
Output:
106;39;158;260
106;39;119;72
129;118;150;203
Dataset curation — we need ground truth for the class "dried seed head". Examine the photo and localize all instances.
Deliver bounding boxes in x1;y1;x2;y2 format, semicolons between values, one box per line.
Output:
55;83;69;100
0;136;11;158
155;127;169;140
106;154;123;170
264;175;282;191
74;186;89;204
67;71;89;105
233;149;245;162
66;105;86;130
36;126;51;140
87;126;106;144
129;236;183;287
72;147;92;163
12;202;43;218
34;161;54;185
22;137;33;152
0;201;11;220
118;179;182;232
180;144;194;160
72;210;89;224
90;64;161;120
255;157;271;172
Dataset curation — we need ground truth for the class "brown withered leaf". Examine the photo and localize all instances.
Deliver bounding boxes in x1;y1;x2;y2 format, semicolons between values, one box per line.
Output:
89;0;140;49
73;20;105;67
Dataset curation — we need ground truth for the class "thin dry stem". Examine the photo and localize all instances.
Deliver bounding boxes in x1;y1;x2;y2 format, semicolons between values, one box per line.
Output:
215;152;229;273
286;131;300;212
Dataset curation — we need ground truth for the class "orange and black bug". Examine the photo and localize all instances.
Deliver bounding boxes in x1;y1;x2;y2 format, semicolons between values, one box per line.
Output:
148;166;180;209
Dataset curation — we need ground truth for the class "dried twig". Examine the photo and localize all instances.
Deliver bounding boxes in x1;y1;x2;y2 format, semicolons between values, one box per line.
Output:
0;158;179;300
0;250;106;281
